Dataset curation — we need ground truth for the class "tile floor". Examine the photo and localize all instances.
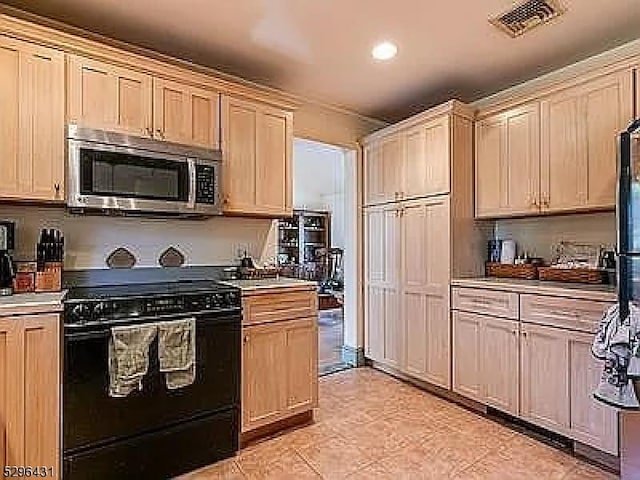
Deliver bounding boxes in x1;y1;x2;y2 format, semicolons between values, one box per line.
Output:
318;309;346;375
181;368;618;479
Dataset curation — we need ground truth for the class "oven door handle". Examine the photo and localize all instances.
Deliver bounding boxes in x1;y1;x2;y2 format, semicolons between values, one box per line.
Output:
65;329;112;342
187;158;197;210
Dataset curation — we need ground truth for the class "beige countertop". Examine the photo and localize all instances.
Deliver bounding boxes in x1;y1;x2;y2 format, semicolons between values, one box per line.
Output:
220;277;317;295
0;290;67;317
452;277;616;302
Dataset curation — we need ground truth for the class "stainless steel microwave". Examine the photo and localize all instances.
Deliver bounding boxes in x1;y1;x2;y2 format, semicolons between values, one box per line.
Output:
67;125;222;216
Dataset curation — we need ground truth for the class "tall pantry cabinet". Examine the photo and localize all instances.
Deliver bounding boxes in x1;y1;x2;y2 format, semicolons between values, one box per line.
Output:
363;101;487;389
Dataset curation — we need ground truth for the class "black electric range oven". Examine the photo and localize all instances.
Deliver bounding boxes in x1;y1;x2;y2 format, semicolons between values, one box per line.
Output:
63;281;241;480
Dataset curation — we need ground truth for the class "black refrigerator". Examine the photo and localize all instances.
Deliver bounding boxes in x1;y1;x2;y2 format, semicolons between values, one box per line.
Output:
617;119;640;320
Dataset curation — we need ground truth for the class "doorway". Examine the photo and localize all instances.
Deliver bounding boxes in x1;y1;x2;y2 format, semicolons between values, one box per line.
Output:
278;138;357;375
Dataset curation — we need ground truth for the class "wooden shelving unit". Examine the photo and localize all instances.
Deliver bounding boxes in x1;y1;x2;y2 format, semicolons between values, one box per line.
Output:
278;210;331;281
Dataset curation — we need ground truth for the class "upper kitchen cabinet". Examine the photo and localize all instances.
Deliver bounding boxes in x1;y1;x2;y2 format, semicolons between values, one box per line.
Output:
68;56;220;149
221;95;293;217
475;102;540;218
476;68;634;218
404;116;450;199
0;36;64;202
364;102;470;206
67;55;153;138
153;78;219;149
364;135;403;205
540;69;633;213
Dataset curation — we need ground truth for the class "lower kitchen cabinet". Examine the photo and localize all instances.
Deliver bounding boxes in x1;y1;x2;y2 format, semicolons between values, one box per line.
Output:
242;316;318;433
0;313;60;474
520;323;571;433
482;316;519;415
452;311;483;402
452;311;519;414
452;287;618;456
569;331;619;455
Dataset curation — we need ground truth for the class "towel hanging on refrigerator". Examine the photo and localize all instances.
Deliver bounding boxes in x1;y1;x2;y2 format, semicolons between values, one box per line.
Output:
592;303;640;409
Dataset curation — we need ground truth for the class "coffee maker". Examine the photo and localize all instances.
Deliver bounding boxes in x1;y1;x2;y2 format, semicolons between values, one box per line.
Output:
0;221;15;296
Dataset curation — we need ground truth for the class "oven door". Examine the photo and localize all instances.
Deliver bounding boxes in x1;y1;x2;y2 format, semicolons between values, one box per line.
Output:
63;312;240;453
67;139;196;214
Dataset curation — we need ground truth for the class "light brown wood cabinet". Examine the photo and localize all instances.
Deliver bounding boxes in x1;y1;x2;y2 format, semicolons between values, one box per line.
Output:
0;314;60;475
68;56;219;149
365;114;450;206
221;95;293;217
540;69;633;213
241;289;317;434
475;103;540;218
569;331;619;455
520;322;571;433
67;55;153;138
0;36;64;202
452;311;519;414
401;197;451;388
365;197;452;388
364;203;402;367
453;286;618;455
476;69;633;218
153;78;219;148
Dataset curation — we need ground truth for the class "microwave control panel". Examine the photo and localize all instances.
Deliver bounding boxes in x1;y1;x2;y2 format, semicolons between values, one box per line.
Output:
195;164;217;204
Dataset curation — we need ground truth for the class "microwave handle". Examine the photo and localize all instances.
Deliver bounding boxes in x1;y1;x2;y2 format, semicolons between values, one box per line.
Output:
187;158;197;209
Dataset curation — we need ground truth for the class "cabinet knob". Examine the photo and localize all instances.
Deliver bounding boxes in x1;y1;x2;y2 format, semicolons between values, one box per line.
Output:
541;195;550;208
243;335;249;344
145;127;153;137
54;183;60;193
156;128;165;139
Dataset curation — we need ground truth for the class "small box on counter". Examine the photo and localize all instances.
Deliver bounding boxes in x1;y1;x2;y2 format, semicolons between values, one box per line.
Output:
12;261;37;294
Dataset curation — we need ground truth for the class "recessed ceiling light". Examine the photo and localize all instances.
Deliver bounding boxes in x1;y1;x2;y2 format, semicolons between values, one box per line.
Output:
372;41;397;61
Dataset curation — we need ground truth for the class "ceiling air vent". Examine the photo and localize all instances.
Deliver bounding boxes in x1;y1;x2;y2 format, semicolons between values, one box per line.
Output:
490;0;566;38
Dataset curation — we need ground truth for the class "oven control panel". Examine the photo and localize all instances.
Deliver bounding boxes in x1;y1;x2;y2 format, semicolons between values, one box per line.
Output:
64;290;241;325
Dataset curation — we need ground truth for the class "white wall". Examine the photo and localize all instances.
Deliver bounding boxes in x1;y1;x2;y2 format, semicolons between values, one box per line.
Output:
494;212;616;261
0;205;275;269
293;138;346;249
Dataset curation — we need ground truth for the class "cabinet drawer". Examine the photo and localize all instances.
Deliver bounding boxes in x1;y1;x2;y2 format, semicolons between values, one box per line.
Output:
520;294;612;333
452;288;518;319
243;290;317;325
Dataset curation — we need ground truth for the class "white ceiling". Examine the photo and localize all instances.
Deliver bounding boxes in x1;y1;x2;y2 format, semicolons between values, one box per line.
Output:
3;0;640;121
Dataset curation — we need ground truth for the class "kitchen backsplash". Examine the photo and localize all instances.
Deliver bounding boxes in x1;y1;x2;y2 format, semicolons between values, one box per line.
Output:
493;212;616;261
0;206;279;270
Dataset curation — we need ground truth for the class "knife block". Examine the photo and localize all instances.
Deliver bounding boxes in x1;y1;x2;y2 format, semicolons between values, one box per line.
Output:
35;262;62;292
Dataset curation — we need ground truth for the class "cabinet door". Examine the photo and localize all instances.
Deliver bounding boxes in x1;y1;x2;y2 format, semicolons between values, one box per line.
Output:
482;316;519;415
401;197;451;388
404;116;450;199
242;322;287;432
20;315;60;469
221;95;292;217
364;205;401;366
475;103;540;218
67;55;152;138
364;135;403;205
285;318;318;415
0;318;18;467
255;105;293;215
452;311;482;401
0;37;64;202
541;70;633;212
569;332;619;455
520;323;570;433
154;78;219;148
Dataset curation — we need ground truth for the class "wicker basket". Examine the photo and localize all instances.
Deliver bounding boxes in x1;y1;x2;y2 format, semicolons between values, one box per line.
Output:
537;266;605;284
485;262;538;280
